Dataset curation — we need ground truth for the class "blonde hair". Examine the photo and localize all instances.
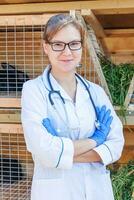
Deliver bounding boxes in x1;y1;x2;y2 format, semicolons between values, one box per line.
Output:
43;14;85;42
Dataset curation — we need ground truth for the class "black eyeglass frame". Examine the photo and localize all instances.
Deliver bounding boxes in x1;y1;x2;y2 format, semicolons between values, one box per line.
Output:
47;40;83;52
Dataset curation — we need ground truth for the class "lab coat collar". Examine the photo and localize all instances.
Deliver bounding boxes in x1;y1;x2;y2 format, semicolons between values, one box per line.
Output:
42;65;89;103
75;75;90;106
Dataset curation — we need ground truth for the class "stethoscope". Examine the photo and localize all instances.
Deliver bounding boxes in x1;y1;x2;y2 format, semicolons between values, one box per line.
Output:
45;67;100;130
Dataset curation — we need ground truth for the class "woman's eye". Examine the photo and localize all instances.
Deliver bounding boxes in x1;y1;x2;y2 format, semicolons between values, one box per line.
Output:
70;42;80;47
54;43;63;47
71;42;78;45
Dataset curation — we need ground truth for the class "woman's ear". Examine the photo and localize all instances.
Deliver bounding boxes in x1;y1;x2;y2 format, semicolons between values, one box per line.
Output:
42;41;48;55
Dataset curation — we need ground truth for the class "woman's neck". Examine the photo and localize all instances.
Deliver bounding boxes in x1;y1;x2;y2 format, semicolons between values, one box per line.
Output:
51;67;76;85
51;68;77;102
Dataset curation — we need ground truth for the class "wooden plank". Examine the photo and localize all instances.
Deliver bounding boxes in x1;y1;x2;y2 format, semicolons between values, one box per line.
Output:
0;98;21;108
0;149;32;160
0;0;84;3
124;130;134;147
94;8;134;15
0;113;21;123
118;146;134;164
0;14;54;26
0;123;23;133
0;31;42;38
0;0;62;3
97;14;134;30
0;1;132;15
105;29;134;37
0;107;132;125
81;9;105;38
103;37;134;54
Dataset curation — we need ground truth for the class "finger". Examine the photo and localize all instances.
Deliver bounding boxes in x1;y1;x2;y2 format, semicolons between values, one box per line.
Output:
98;122;106;131
95;106;100;117
99;105;106;122
42;118;51;128
42;118;52;131
102;109;111;124
42;118;57;136
106;116;113;127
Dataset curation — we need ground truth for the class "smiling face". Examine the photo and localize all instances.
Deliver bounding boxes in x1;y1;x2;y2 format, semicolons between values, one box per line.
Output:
43;24;82;74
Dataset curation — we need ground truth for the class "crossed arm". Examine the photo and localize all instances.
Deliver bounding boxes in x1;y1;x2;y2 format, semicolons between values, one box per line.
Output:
42;105;112;164
73;139;102;163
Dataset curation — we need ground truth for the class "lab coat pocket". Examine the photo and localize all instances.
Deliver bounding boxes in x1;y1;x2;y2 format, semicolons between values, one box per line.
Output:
31;178;69;200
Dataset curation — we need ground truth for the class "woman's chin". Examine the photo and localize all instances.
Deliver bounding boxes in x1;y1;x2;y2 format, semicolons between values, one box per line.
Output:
58;62;76;72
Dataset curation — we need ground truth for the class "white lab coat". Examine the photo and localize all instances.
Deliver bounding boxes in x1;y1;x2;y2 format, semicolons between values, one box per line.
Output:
21;66;124;200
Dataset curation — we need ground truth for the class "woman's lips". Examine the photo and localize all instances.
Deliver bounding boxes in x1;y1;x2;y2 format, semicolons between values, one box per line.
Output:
60;59;73;63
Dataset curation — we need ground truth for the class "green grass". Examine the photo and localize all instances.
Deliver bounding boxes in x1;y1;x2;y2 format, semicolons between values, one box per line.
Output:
98;53;134;107
110;161;134;200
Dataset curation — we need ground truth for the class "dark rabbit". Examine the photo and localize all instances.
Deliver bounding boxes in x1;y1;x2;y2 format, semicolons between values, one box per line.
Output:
0;157;24;184
0;62;29;92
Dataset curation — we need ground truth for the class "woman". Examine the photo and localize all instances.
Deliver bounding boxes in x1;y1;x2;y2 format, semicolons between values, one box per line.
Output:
21;14;124;200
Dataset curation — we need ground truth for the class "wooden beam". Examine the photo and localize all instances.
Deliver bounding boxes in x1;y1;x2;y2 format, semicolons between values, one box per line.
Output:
94;8;134;15
0;98;21;108
118;146;134;164
1;1;134;15
0;113;21;123
105;29;134;37
97;14;134;30
0;123;23;134
0;14;54;26
124;130;134;147
81;9;105;38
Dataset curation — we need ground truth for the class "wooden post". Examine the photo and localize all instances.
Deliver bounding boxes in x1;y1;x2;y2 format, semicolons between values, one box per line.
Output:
124;75;134;108
81;9;105;39
77;11;112;102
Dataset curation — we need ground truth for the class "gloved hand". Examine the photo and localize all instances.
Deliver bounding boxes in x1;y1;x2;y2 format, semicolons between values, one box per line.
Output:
89;105;113;146
42;118;58;136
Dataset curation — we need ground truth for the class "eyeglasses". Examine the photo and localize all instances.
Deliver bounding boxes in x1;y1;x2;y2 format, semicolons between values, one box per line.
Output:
48;40;82;51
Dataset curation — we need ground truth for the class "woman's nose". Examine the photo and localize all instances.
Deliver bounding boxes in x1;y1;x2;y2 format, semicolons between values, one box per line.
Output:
62;45;72;55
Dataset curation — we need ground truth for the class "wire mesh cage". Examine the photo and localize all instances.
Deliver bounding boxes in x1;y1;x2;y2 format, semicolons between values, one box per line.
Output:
0;123;33;200
0;16;46;98
0;14;101;200
0;14;100;99
0;14;48;200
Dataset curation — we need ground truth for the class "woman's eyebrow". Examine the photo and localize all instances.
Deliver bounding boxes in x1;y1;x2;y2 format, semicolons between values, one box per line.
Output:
50;39;81;43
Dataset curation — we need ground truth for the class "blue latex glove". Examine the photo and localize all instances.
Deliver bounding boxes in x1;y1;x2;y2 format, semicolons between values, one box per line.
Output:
42;118;58;136
90;105;113;146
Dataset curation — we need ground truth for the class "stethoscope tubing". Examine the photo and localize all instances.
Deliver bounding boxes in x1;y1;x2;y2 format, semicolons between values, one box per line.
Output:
47;67;98;118
47;67;65;105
